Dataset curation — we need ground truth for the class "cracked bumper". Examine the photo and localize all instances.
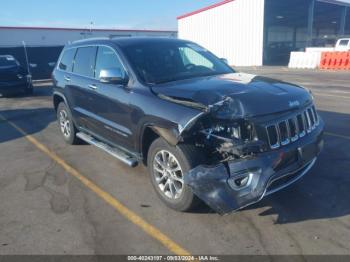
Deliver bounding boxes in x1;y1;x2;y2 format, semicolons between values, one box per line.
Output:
184;120;324;215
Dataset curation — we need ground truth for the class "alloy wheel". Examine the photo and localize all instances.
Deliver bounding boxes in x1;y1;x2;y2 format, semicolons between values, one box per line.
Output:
59;109;71;138
153;150;184;200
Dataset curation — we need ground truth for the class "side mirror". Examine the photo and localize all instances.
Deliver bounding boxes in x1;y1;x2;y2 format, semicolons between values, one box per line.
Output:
99;68;128;85
220;58;229;65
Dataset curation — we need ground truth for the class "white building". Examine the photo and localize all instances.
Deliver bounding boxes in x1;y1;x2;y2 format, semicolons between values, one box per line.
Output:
178;0;350;66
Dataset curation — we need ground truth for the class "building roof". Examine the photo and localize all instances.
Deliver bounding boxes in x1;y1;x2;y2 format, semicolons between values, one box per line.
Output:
0;26;177;33
177;0;234;20
177;0;350;20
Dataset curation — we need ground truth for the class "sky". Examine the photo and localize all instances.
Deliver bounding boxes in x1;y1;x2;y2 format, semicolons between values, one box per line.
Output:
0;0;220;30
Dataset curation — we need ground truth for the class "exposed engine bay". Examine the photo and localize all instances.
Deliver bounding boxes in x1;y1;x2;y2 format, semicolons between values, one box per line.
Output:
190;117;267;163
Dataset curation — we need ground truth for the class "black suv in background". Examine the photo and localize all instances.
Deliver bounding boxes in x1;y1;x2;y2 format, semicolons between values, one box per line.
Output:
0;55;33;96
52;38;324;214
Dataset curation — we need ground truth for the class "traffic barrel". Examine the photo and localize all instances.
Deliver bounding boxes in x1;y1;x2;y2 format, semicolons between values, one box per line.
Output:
319;51;350;70
342;52;350;70
320;52;330;70
335;52;344;70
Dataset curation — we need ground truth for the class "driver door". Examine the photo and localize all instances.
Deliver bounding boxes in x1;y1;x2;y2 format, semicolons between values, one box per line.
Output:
85;45;133;150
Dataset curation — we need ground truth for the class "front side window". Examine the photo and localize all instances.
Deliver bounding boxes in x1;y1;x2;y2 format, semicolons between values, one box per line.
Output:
58;48;76;71
95;46;126;79
122;41;233;85
73;46;97;78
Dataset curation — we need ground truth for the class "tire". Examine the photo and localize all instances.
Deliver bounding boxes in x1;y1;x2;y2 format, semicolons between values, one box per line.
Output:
147;137;203;212
56;102;80;145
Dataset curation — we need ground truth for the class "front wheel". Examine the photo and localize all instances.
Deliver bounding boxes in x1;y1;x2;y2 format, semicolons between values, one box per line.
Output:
57;102;80;145
147;138;203;212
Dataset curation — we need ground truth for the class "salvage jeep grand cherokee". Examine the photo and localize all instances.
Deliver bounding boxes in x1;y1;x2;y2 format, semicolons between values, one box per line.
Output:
52;38;324;214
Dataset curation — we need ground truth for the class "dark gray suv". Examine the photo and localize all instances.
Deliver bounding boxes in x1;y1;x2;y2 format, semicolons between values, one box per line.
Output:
52;38;324;214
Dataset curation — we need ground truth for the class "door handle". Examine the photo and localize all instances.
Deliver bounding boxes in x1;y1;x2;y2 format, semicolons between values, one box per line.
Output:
64;75;71;82
88;84;97;90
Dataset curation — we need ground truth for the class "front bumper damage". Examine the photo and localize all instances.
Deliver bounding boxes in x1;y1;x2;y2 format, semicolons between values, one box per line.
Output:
184;121;324;215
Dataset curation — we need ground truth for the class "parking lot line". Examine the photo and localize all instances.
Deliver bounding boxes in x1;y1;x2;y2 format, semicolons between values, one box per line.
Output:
325;132;350;141
0;114;191;256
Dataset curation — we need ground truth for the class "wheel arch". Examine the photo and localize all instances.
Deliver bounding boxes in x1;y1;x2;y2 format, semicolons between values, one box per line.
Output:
53;92;68;112
140;124;182;166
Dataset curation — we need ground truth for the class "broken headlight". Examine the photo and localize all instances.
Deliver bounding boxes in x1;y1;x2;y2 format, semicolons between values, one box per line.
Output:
201;120;256;142
199;120;265;160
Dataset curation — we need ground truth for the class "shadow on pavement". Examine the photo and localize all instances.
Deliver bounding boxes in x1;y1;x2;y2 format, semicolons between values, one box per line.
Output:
0;108;56;143
0;84;52;99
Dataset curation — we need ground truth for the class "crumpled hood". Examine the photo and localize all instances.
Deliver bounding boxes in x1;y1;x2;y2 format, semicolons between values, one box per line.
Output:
152;73;313;118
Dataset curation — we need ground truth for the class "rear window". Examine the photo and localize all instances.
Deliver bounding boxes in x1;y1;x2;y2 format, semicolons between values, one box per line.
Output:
59;48;76;71
0;56;18;67
73;47;97;78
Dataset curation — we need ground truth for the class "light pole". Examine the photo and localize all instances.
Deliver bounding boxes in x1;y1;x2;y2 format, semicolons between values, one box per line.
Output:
89;21;94;33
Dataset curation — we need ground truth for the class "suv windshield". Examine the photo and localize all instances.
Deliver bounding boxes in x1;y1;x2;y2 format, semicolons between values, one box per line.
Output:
122;41;234;85
0;56;19;67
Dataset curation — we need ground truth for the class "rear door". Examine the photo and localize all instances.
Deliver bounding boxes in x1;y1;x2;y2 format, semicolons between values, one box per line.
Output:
67;46;98;131
56;48;77;112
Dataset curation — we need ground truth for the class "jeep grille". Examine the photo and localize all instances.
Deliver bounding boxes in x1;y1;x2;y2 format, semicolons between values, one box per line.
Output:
266;105;319;150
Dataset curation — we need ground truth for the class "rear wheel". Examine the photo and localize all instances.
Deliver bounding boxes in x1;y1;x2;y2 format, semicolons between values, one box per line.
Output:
147;138;203;212
57;102;80;145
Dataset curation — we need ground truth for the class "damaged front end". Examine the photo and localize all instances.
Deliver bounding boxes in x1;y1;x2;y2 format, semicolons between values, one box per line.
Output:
176;97;324;215
181;96;269;163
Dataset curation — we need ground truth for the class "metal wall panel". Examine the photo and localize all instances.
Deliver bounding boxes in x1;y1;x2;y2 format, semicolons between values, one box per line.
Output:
178;0;265;66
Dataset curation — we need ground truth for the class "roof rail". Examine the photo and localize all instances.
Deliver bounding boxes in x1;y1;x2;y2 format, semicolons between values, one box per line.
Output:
71;37;110;44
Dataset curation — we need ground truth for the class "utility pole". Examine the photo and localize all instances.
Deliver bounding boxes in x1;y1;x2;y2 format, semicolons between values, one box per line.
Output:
307;0;315;47
22;41;31;76
89;21;94;33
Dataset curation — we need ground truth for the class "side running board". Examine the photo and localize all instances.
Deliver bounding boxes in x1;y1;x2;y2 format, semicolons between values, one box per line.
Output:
76;132;138;167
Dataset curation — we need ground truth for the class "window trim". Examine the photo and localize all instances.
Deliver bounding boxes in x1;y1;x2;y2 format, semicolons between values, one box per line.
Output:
56;44;129;82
